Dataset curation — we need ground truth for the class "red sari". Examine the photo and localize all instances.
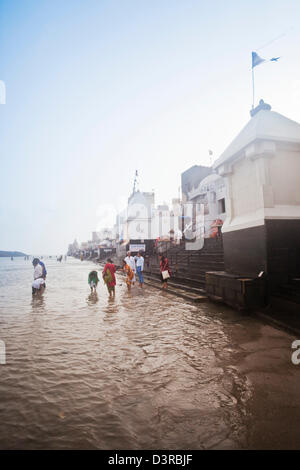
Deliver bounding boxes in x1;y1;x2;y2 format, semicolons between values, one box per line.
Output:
103;263;116;288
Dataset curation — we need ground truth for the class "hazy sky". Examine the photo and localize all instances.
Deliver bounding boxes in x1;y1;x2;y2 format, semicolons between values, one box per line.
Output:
1;0;300;254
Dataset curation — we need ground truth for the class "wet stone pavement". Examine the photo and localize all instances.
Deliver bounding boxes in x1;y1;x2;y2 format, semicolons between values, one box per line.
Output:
0;257;299;449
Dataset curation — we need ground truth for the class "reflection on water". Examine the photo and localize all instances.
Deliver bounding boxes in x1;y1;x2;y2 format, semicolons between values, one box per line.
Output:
31;293;46;311
87;292;99;305
0;257;299;450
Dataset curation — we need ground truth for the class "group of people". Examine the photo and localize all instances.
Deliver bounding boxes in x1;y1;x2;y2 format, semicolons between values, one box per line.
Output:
31;250;171;297
87;259;117;298
123;251;145;290
88;251;172;297
88;251;145;298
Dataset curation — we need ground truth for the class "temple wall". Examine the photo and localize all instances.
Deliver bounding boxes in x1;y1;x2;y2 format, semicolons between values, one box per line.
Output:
223;224;267;277
269;147;300;206
266;219;300;288
230;156;262;218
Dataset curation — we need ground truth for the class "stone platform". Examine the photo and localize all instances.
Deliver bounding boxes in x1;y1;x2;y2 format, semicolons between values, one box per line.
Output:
205;271;267;311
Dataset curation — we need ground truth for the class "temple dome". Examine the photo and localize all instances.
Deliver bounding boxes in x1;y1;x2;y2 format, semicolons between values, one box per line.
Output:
199;172;222;190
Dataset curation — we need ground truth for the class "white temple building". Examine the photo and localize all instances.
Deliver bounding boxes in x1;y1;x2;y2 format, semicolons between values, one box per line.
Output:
213;99;300;288
186;172;226;238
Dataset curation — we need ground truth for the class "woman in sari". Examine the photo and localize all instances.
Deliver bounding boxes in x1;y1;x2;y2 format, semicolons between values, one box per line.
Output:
123;260;134;291
159;254;171;290
102;258;116;297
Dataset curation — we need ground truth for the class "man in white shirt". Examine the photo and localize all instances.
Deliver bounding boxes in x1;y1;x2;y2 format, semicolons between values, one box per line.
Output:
33;262;43;280
135;251;144;288
32;258;46;294
124;251;136;284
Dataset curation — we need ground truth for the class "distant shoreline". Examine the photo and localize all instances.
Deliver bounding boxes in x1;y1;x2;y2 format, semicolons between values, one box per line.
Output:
0;251;27;257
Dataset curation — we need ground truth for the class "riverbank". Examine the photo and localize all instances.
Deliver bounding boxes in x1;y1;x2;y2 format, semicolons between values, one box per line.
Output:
142;272;300;337
83;256;300;337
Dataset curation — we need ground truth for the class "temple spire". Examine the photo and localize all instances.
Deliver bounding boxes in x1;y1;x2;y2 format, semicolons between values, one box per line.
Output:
132;170;139;194
250;99;271;117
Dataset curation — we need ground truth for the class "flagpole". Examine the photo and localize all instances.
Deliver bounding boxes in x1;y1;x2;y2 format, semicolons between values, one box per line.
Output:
251;49;280;109
252;67;255;109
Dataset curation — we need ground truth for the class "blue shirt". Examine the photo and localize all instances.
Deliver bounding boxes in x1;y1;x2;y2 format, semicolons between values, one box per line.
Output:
39;261;47;278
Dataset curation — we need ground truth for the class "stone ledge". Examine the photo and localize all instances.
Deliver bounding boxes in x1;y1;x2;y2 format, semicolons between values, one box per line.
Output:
205;271;267;311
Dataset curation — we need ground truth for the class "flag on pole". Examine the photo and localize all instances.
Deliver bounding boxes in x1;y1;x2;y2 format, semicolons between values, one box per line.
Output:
251;47;281;109
252;51;280;68
252;51;266;68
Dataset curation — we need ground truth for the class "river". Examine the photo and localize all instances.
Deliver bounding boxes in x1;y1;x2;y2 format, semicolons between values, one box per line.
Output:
0;256;299;450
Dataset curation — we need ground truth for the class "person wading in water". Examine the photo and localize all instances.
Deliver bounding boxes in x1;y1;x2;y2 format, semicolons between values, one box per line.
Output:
102;258;116;298
32;258;47;294
124;251;136;286
88;270;99;293
123;260;134;291
135;251;144;288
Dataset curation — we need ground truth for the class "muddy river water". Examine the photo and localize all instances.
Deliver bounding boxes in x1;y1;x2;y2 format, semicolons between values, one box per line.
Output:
0;257;299;449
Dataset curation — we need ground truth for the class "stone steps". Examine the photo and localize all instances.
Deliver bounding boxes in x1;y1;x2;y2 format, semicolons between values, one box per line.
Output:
163;249;223;258
143;275;208;303
269;295;300;319
149;260;224;267
188;261;224;267
144;273;206;294
148;266;211;279
277;282;300;295
147;239;225;293
145;269;206;289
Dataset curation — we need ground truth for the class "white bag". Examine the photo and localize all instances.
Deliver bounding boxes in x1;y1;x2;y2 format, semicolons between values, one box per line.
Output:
162;270;170;280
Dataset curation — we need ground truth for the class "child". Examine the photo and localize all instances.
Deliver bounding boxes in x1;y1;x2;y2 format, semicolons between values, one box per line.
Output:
88;270;99;292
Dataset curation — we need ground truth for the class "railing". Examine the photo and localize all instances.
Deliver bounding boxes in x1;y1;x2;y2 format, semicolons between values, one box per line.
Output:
147;235;224;276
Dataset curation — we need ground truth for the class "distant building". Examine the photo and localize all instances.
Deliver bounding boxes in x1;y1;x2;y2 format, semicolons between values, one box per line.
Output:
126;190;155;241
181;164;227;239
181;165;212;203
98;227;113;242
151;201;182;242
67;239;79;256
92;231;100;243
186;172;226;238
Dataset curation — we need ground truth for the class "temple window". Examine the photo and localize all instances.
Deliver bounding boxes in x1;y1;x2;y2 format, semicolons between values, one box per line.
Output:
218;198;226;214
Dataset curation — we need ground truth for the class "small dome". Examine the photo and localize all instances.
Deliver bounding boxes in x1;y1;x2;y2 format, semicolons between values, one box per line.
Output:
199;173;222;191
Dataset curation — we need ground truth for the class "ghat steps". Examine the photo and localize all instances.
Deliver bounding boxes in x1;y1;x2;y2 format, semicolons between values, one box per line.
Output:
145;238;224;290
